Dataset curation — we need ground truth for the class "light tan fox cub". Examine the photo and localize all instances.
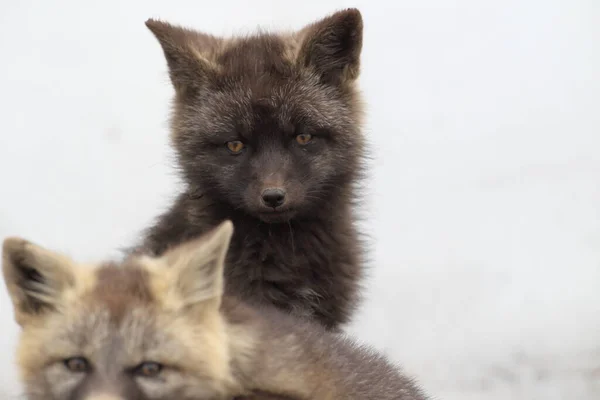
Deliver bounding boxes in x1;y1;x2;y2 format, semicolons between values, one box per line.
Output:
2;221;429;400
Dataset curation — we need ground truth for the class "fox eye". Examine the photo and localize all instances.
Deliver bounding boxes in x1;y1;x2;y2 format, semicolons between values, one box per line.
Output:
295;133;312;145
226;140;245;154
134;361;163;378
64;357;90;373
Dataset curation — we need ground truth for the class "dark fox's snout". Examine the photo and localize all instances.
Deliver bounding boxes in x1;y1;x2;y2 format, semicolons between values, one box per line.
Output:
261;187;286;208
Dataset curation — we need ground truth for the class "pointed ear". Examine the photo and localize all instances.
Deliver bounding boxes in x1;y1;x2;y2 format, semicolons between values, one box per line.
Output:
145;18;219;96
297;8;363;86
162;220;233;310
2;238;76;326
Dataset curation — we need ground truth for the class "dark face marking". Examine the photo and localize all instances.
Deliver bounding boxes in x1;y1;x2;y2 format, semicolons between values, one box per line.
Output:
90;264;155;322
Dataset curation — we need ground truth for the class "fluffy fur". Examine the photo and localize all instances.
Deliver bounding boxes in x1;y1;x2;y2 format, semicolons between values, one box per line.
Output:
130;8;369;330
2;221;429;400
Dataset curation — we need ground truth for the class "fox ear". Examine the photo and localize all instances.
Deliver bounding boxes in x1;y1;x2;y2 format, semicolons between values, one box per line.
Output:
2;238;76;326
296;8;363;86
162;220;233;310
145;18;219;97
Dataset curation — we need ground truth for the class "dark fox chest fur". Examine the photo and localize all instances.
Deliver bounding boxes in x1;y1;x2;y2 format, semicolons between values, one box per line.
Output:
135;191;363;330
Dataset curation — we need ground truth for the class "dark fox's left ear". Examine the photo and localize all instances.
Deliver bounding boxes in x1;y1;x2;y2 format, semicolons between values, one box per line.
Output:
296;8;364;86
2;238;76;326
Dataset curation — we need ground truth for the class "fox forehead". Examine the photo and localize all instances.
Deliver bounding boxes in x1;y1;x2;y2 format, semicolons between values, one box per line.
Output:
87;262;156;321
182;78;352;136
17;259;224;373
18;262;162;356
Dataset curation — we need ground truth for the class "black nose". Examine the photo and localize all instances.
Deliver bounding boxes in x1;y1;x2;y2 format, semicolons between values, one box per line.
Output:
261;188;286;208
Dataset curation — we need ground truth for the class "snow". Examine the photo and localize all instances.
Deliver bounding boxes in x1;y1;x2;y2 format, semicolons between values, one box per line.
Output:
0;0;598;398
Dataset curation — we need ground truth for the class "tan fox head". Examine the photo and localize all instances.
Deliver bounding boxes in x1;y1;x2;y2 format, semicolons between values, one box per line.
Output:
2;220;241;400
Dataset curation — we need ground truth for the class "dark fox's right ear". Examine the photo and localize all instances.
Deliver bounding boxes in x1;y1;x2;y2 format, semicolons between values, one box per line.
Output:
2;238;76;326
145;18;220;96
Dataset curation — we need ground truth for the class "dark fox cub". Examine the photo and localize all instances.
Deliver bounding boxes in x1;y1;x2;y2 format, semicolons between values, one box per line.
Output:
2;221;429;400
133;8;368;330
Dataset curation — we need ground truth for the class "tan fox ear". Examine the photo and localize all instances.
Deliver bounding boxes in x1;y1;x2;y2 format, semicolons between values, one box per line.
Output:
161;220;234;310
145;18;220;97
296;8;363;86
2;238;76;326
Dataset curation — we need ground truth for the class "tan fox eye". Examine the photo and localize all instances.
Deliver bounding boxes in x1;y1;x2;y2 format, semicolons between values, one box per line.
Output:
64;357;89;373
135;361;163;378
295;133;312;145
226;140;245;154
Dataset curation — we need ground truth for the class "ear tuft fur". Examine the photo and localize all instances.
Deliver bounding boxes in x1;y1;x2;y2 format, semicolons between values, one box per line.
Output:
297;8;364;86
144;18;218;96
161;220;234;309
2;238;76;326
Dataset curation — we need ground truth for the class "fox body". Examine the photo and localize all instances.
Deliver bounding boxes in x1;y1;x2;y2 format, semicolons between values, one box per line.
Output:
2;221;429;400
132;8;368;330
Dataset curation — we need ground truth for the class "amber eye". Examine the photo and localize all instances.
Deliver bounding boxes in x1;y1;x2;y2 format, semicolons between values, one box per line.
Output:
64;357;90;373
226;140;245;154
295;133;312;145
135;361;163;378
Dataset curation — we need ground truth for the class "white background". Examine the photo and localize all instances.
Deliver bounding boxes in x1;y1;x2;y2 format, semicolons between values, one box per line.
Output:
1;1;598;399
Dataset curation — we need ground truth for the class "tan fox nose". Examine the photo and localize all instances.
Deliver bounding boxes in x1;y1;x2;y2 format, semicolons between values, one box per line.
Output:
87;394;124;400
